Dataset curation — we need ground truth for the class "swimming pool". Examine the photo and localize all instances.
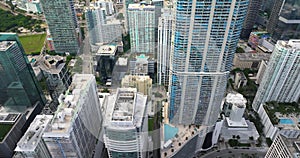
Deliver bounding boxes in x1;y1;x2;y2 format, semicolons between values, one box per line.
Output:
164;124;179;142
279;118;294;125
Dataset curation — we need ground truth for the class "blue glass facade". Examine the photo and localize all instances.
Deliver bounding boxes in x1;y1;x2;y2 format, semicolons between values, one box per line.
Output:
0;33;46;111
169;0;248;125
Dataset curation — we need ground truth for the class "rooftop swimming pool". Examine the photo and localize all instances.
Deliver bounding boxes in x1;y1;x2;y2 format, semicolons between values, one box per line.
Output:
279;118;294;125
164;124;178;142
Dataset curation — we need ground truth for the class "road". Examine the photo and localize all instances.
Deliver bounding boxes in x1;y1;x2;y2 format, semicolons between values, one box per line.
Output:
171;135;198;158
198;148;267;158
81;34;93;74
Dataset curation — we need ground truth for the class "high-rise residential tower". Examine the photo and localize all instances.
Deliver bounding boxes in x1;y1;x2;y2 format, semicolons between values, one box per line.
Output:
40;0;80;54
240;0;262;39
128;3;155;54
157;8;173;86
169;0;248;126
252;40;300;111
86;2;122;48
42;74;103;158
103;88;148;158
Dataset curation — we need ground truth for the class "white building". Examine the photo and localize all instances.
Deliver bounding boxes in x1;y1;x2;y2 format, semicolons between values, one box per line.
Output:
16;0;43;13
86;2;122;50
220;93;259;143
253;40;300;111
42;74;103;158
157;8;173;86
128;3;155;54
103;88;148;158
14;115;53;158
265;132;300;158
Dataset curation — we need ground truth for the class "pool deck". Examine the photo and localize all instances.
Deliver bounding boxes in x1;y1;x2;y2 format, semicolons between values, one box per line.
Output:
276;113;300;130
161;102;202;158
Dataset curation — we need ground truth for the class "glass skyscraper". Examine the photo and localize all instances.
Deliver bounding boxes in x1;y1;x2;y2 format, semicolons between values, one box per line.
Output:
169;0;248;126
40;0;80;54
0;33;46;112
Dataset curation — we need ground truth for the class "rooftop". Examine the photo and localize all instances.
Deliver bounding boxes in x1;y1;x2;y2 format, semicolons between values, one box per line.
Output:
97;45;117;56
0;41;16;51
278;40;300;49
235;53;271;61
15;115;53;152
264;102;300;129
35;55;66;74
128;3;155;10
104;88;147;128
0;113;21;142
225;93;247;108
278;131;300;157
43;74;94;137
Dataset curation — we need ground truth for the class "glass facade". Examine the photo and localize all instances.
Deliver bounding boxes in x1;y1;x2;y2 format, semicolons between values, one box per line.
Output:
0;33;45;112
40;0;80;54
169;0;248;125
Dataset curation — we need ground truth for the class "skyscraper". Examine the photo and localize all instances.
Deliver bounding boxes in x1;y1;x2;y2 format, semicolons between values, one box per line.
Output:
103;88;148;158
0;33;46;111
252;40;300;111
240;0;262;39
128;3;155;54
267;0;300;41
40;0;80;54
169;0;248;126
0;33;46;157
157;8;173;86
42;74;103;158
86;2;122;47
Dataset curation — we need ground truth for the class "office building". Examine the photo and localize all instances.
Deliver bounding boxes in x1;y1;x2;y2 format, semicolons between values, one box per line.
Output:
265;133;300;158
169;0;248;126
86;2;122;49
40;0;80;54
267;0;300;41
42;74;102;158
103;88;148;158
128;3;155;54
34;55;71;102
121;75;152;99
14;115;53;158
157;8;173;86
0;33;46;111
240;0;262;39
252;40;300;111
219;93;259;143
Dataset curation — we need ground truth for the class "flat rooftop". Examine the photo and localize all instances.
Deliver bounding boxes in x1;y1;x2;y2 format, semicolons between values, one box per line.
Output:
104;88;147;128
235;53;271;61
15;115;53;152
128;3;155;10
43;74;94;137
0;41;16;51
0;113;21;142
97;45;117;56
37;55;66;74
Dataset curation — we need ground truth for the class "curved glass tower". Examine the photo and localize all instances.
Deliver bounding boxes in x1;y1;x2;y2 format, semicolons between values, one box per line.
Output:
169;0;248;126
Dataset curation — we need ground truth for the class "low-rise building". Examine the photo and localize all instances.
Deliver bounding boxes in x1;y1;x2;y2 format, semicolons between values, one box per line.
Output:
234;72;247;89
129;54;155;75
16;0;43;13
233;53;271;69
